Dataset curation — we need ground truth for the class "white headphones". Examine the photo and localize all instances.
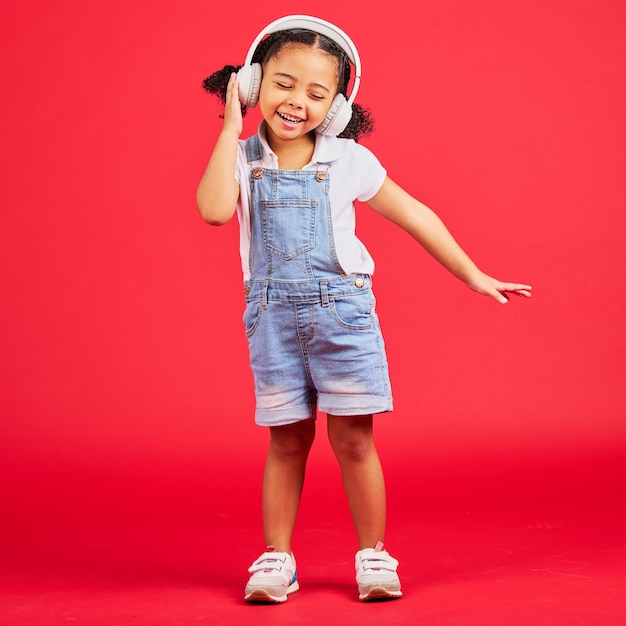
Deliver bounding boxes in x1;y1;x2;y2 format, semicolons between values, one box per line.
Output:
237;15;362;136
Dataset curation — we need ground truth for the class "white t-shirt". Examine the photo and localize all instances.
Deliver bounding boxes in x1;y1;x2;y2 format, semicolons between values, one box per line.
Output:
234;123;387;281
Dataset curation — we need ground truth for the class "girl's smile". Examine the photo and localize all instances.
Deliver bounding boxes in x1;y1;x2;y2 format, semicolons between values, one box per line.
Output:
259;44;338;149
277;111;304;125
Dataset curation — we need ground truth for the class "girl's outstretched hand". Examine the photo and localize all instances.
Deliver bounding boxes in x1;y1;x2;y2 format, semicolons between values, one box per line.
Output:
466;271;532;304
223;72;243;137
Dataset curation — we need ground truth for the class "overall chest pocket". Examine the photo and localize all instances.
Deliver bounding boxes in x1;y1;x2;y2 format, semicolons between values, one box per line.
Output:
261;199;317;261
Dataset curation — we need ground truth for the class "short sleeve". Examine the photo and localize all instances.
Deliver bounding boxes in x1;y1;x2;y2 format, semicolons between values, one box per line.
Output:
352;143;387;202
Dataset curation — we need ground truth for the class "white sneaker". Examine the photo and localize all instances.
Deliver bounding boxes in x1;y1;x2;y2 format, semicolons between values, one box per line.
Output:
244;547;299;603
355;541;402;601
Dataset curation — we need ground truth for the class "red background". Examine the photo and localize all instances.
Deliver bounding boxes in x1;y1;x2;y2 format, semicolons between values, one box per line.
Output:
1;1;625;623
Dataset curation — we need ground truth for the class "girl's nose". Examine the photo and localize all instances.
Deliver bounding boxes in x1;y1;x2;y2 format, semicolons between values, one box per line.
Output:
286;91;304;108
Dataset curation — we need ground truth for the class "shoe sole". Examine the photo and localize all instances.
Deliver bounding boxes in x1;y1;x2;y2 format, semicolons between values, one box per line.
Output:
244;581;300;604
359;587;403;602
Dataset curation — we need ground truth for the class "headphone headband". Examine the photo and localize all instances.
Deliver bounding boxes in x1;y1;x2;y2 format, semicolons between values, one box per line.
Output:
242;15;361;107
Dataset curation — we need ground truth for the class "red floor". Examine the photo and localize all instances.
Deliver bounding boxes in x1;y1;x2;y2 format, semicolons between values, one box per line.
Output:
1;456;625;625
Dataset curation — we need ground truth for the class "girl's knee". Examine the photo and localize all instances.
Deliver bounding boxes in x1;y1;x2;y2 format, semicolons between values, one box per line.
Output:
328;416;375;462
269;419;316;458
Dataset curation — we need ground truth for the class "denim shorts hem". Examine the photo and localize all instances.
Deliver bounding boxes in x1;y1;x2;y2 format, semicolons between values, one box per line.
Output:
255;403;316;427
318;393;393;417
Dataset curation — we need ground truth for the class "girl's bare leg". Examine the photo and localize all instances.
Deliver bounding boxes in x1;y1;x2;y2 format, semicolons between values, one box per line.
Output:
262;418;316;553
327;414;386;549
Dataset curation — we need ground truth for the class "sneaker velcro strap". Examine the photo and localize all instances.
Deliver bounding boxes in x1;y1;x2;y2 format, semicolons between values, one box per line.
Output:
248;553;288;573
361;554;399;572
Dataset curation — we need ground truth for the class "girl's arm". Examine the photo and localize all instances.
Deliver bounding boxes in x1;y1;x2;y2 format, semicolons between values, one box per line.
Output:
367;177;532;304
196;73;242;225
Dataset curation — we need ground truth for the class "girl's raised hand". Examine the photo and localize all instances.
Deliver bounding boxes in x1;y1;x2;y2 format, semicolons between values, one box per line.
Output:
222;72;243;137
467;271;532;304
196;72;243;224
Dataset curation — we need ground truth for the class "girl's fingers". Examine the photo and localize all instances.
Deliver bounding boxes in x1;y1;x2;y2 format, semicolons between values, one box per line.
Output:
483;281;532;304
225;72;238;103
223;72;243;133
495;285;532;303
499;283;532;294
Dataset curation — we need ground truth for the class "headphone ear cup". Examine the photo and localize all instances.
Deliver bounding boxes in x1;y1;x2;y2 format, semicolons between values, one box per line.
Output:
237;63;262;108
316;94;352;136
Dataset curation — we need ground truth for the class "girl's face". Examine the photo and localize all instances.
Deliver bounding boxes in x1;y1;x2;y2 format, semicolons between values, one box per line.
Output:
259;44;338;145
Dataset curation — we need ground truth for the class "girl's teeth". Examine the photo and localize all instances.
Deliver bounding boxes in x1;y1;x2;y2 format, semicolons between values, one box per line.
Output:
278;112;302;123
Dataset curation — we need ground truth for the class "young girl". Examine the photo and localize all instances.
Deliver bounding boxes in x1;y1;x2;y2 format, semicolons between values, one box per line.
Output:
197;15;531;604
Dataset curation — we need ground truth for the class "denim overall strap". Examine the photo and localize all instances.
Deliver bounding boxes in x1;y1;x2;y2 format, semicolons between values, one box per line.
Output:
245;135;263;163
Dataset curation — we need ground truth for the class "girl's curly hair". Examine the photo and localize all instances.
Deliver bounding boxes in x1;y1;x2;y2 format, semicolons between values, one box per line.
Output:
202;28;374;141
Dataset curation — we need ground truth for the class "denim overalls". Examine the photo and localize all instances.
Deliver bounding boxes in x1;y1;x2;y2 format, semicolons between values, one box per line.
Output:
242;135;392;426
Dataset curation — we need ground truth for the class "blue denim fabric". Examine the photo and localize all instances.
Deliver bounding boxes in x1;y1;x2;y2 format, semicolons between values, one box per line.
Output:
243;135;393;426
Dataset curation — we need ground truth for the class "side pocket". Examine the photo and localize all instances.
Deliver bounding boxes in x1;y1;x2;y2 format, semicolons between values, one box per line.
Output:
243;300;264;337
330;291;375;330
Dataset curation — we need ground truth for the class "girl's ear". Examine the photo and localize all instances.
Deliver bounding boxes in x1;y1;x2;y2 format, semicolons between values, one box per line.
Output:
238;63;263;108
